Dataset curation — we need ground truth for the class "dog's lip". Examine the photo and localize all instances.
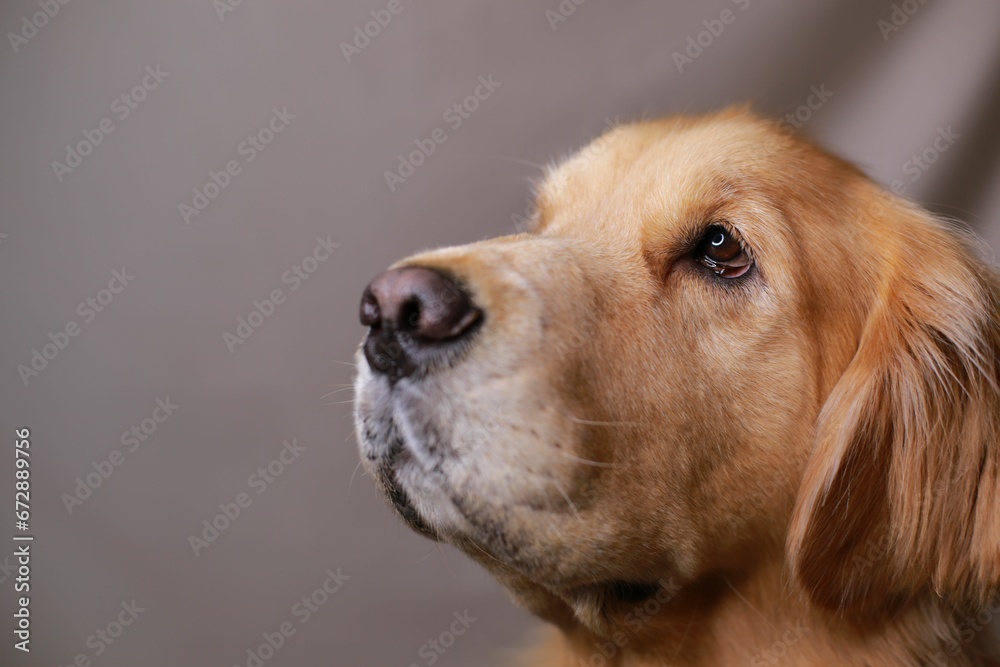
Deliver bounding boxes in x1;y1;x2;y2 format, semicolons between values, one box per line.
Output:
376;450;438;539
607;580;663;604
359;308;485;386
357;402;438;538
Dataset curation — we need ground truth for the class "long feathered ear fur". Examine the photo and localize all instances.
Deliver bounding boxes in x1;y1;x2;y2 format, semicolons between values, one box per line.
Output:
788;198;1000;621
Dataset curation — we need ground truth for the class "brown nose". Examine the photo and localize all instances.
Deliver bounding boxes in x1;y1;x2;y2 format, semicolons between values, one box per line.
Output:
359;266;481;380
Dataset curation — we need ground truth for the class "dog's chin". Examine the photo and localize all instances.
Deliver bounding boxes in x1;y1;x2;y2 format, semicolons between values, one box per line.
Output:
356;411;464;540
354;374;488;544
363;430;528;556
378;452;475;540
369;453;440;540
355;359;669;613
358;412;551;577
363;438;647;591
357;404;682;635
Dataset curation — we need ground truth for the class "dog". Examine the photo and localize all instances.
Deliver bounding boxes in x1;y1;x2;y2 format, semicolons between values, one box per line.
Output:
353;109;1000;666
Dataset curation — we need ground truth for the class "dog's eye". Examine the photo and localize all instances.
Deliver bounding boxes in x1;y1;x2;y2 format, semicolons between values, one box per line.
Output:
696;225;753;279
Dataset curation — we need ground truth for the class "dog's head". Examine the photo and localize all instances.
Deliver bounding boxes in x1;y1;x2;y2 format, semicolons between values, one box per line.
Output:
354;110;999;640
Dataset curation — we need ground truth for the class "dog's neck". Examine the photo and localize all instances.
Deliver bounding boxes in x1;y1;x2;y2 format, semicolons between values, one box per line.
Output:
537;557;980;666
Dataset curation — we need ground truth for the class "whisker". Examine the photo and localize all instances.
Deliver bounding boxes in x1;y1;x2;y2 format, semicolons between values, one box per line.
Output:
723;577;779;634
435;541;460;578
669;597;699;662
460;153;548;172
569;416;642;426
553;449;615;468
549;478;580;518
416;547;439;563
330;359;359;367
347;459;365;496
319;386;355;400
466;538;510;568
322;399;355;406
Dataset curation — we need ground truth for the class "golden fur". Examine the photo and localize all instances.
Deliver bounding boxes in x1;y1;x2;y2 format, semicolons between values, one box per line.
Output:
354;109;1000;665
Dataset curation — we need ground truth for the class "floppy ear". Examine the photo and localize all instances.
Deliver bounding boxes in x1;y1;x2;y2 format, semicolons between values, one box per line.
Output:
788;202;1000;620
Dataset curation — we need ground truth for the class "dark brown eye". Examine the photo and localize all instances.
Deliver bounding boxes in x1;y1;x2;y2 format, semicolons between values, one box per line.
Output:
696;225;753;279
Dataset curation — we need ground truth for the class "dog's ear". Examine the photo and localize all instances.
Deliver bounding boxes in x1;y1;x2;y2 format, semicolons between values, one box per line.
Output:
788;199;1000;620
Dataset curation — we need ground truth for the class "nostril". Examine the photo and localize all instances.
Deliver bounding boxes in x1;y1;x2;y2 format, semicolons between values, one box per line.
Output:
360;288;381;328
406;272;480;342
399;299;422;333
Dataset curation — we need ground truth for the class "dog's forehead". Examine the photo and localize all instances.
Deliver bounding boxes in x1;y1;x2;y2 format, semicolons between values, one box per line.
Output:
536;115;791;239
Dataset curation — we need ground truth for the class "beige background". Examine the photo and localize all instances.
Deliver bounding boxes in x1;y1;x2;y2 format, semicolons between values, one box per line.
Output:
1;1;999;665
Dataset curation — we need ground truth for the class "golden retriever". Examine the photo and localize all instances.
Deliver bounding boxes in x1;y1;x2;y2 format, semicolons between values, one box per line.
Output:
353;109;1000;666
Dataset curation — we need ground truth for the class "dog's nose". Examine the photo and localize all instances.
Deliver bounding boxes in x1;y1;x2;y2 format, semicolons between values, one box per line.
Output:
360;266;481;379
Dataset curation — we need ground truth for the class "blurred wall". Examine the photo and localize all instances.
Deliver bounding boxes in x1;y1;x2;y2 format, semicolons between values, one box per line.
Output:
1;1;999;665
